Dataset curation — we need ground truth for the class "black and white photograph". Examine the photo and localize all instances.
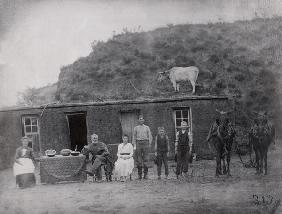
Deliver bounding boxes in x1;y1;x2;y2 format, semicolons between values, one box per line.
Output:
0;0;281;213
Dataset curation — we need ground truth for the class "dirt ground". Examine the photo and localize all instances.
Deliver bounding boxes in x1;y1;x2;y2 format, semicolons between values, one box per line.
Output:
1;142;282;214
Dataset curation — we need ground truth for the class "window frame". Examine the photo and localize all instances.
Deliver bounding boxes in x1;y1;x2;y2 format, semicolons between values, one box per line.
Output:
173;107;193;136
22;116;39;135
21;115;40;150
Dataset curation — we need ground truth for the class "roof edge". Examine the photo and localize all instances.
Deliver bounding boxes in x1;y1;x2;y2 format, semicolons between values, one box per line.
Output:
0;95;230;112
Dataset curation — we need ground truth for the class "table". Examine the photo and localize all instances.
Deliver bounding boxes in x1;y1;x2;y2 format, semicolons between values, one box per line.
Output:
39;154;86;184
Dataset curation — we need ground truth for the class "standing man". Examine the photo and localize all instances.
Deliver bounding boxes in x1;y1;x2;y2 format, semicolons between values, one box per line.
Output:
132;115;153;180
175;121;192;179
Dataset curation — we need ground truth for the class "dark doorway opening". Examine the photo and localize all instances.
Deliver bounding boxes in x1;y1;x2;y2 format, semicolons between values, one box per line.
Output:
66;112;88;152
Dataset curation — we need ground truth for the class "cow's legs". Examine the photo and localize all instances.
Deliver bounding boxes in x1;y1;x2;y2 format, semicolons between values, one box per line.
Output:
171;79;177;91
190;80;196;94
176;83;180;91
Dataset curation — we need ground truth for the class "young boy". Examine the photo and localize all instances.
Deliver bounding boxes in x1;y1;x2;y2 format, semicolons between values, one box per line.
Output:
154;127;170;179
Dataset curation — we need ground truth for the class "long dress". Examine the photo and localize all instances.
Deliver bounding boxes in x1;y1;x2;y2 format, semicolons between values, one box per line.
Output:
13;146;36;188
114;143;134;177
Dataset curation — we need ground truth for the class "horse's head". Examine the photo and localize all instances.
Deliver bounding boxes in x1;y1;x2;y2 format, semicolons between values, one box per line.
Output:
256;125;270;144
228;128;236;138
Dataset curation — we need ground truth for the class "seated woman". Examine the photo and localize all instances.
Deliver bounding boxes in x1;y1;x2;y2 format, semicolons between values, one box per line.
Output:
13;136;36;189
114;135;134;182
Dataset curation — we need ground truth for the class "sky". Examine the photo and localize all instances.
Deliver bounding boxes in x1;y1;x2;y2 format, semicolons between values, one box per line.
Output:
0;0;281;107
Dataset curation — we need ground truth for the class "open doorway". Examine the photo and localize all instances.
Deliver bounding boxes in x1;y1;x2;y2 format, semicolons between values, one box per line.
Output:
66;112;88;152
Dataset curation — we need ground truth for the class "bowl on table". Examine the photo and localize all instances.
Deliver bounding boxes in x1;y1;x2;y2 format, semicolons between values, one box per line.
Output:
45;149;56;157
60;149;71;156
71;151;80;156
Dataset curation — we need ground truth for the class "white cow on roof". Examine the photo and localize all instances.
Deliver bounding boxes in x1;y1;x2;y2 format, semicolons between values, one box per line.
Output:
158;66;199;94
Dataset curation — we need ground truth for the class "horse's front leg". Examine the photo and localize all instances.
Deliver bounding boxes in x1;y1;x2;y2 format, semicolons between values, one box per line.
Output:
254;149;260;174
222;156;227;175
227;152;231;176
215;152;222;177
259;150;264;174
264;152;268;175
249;142;254;165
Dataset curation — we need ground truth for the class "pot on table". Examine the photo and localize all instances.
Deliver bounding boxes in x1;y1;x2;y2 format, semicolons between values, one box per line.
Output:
60;149;71;156
45;149;56;157
71;151;80;156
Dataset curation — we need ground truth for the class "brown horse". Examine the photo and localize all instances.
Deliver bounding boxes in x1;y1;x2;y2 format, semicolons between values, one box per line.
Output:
210;135;224;176
209;119;236;177
249;120;273;175
222;123;236;176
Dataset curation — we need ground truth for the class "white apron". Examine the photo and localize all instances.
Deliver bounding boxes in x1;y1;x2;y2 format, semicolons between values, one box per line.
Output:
13;158;35;176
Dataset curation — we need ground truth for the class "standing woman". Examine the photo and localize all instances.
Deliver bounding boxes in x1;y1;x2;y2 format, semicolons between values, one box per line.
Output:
13;136;36;188
114;135;134;182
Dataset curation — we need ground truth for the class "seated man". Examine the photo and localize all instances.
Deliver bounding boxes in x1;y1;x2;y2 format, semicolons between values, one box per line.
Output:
82;134;113;182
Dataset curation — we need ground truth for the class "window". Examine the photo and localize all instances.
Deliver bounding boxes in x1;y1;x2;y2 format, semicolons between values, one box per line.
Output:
22;116;40;151
23;117;39;135
173;108;192;134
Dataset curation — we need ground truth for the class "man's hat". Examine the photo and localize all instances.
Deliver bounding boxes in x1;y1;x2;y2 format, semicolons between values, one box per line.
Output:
181;121;189;128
